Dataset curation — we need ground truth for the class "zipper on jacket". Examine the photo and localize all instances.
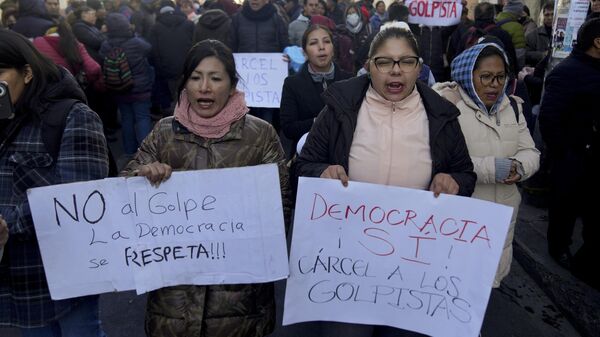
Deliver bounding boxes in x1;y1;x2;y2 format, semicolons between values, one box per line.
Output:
495;112;500;126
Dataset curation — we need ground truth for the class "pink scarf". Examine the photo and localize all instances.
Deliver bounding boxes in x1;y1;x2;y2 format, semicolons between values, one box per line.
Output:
174;90;249;139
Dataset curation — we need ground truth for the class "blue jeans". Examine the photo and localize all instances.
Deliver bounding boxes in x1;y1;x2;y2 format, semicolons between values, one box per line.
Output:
119;100;152;155
20;295;105;337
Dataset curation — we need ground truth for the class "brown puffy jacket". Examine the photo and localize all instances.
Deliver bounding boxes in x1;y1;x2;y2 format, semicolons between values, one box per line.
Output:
122;115;291;337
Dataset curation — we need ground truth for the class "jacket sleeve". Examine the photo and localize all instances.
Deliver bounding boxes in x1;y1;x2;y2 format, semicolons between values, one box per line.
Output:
78;43;103;88
525;31;545;65
280;78;314;142
73;24;105;51
510;103;540;181
229;15;240;52
444;116;477;197
9;104;109;236
539;69;569;155
260;124;293;234
120;121;164;176
277;15;289;51
291;105;334;179
469;155;496;185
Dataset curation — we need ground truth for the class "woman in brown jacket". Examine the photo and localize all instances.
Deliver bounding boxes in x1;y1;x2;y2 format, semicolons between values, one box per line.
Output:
121;39;291;337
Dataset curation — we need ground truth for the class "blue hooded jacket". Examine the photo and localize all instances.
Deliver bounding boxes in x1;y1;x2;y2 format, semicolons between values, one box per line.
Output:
450;42;509;116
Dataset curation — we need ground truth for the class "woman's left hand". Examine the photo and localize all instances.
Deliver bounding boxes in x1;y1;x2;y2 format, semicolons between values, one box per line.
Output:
503;161;521;185
0;216;8;248
429;173;459;197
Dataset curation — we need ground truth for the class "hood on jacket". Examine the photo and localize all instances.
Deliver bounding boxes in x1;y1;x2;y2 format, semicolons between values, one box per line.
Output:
105;12;133;38
17;0;47;17
197;9;230;29
26;67;86;116
157;10;187;27
450;42;509;115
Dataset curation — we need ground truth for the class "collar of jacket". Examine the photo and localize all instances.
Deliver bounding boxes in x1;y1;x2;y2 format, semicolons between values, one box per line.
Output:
171;115;246;145
323;75;459;120
322;75;461;141
571;48;600;72
241;2;276;21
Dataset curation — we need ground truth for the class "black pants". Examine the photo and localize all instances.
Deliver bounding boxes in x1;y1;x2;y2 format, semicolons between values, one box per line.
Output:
547;150;599;287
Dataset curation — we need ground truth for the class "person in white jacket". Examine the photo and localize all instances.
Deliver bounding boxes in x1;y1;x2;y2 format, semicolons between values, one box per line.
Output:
433;41;540;288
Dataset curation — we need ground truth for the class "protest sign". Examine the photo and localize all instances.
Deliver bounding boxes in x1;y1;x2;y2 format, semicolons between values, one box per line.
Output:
27;164;288;299
405;0;462;27
552;0;589;58
283;178;513;337
234;53;287;108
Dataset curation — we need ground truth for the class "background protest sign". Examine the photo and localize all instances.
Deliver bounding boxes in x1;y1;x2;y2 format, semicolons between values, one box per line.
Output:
405;0;462;26
234;53;287;108
27;164;288;299
551;0;589;58
283;178;513;337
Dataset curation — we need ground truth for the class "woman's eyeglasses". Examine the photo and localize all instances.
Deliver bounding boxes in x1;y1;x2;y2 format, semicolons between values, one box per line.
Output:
479;73;507;86
371;56;422;73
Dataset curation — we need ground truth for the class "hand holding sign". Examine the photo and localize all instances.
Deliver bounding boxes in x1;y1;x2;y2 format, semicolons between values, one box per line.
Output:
134;161;173;187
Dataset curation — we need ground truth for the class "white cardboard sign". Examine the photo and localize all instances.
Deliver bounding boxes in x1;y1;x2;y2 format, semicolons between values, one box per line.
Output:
27;164;288;299
406;0;462;27
234;53;287;108
283;178;512;337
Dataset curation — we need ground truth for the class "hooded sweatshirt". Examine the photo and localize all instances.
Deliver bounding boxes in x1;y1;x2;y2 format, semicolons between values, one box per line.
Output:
193;9;231;45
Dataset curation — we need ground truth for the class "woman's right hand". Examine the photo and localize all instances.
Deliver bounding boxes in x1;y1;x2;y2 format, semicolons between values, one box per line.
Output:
0;216;8;248
133;162;173;187
320;165;349;187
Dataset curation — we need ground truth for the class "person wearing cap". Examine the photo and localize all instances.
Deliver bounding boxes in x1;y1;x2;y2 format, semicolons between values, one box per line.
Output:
496;0;526;69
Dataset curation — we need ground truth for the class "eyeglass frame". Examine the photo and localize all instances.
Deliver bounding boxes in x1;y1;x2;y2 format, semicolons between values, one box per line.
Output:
478;73;507;86
370;56;423;73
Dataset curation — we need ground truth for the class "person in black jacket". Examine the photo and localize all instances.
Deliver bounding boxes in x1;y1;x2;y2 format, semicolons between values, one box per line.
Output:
12;0;55;38
150;0;194;115
539;18;600;289
230;0;289;127
72;5;106;64
292;25;475;337
280;24;351;154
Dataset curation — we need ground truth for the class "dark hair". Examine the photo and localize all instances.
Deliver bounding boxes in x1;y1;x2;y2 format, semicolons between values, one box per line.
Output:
302;24;334;50
523;5;530;16
0;29;60;113
474;45;508;72
55;20;84;70
368;27;420;58
576;17;600;51
73;5;94;20
375;0;385;8
542;1;554;12
387;3;409;22
345;4;362;18
318;0;328;15
474;2;495;21
178;39;238;103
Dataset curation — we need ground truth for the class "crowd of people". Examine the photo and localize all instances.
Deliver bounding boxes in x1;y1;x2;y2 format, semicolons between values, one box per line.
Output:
0;0;599;336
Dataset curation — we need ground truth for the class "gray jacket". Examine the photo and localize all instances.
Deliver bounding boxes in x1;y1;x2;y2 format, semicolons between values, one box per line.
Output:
525;26;550;66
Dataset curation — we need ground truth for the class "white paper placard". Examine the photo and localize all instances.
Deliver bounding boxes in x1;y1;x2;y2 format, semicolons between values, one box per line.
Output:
283;177;513;337
406;0;462;27
27;164;288;299
234;53;287;108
